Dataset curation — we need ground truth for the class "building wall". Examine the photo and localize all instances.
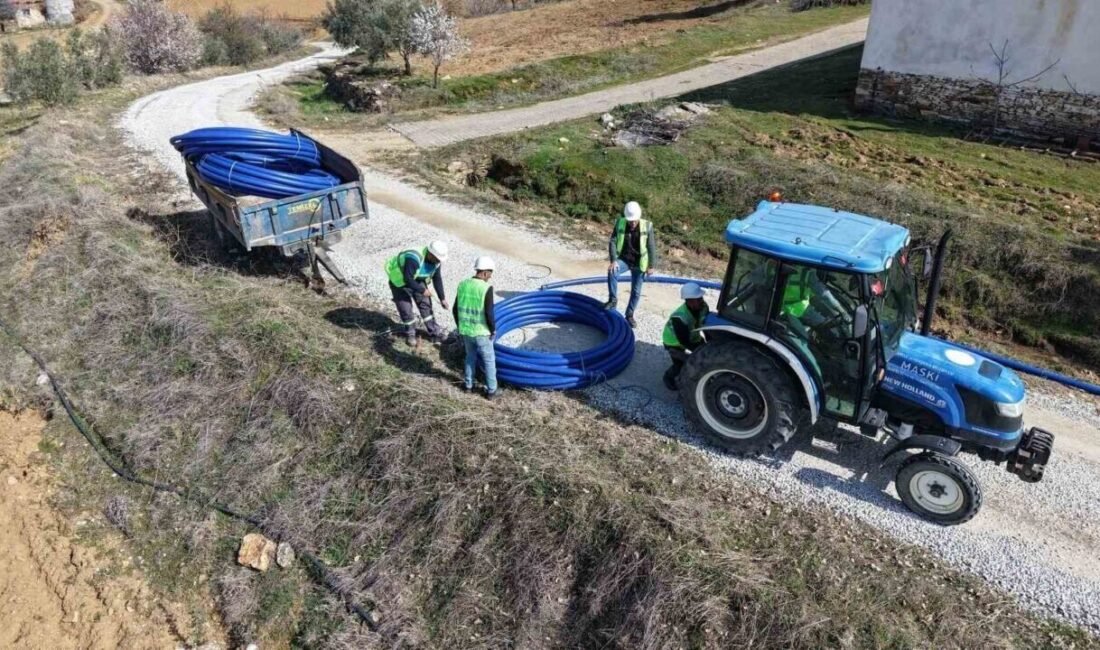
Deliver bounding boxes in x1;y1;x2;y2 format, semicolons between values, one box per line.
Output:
855;0;1100;143
45;0;74;25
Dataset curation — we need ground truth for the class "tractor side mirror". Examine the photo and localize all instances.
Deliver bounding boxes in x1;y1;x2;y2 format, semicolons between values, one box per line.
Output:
910;246;935;281
853;305;869;338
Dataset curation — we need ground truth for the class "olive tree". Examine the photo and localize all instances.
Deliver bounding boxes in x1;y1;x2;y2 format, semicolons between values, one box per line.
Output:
323;0;422;73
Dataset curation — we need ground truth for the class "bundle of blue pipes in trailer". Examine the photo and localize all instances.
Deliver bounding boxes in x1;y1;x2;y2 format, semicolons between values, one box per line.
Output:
171;127;368;287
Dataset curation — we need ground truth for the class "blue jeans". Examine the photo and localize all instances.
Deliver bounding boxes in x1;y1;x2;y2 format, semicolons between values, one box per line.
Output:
607;260;645;316
463;335;498;394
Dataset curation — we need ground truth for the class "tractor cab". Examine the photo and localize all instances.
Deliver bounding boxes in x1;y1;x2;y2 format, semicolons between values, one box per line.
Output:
678;201;1054;525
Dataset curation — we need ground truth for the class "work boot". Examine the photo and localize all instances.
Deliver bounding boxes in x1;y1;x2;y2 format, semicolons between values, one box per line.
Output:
625;313;637;329
662;373;678;392
405;334;417;347
602;299;617;311
485;389;500;401
462;384;473;394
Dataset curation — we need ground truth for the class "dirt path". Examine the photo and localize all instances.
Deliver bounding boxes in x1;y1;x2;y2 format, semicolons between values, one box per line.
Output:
389;17;868;147
0;411;205;649
120;46;1100;633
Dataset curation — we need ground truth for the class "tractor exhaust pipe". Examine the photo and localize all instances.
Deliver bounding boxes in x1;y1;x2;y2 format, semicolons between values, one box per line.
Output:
920;229;952;336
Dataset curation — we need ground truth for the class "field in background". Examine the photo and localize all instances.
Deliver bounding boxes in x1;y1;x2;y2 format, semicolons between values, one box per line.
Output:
168;0;327;21
260;2;869;128
409;46;1100;377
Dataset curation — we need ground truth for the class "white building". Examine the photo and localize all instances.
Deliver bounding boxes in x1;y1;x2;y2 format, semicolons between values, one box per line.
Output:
855;0;1100;145
8;0;74;29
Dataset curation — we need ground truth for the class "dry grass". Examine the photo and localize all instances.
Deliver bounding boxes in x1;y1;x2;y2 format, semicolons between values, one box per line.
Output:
0;81;1096;648
168;0;326;22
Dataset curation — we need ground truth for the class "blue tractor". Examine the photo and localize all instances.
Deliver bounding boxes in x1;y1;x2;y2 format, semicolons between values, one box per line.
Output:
680;201;1055;525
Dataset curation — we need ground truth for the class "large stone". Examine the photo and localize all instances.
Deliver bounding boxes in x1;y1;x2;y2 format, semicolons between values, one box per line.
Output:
276;542;295;569
237;533;277;572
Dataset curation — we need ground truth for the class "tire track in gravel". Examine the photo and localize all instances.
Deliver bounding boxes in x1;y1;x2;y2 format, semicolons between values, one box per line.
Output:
120;47;1100;635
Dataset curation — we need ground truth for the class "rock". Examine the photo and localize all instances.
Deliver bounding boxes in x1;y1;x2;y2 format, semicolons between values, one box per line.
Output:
342;381;356;392
237;533;277;572
679;101;710;115
35;373;50;386
558;137;570;144
600;113;615;126
276;542;295;568
655;104;692;121
6;476;16;486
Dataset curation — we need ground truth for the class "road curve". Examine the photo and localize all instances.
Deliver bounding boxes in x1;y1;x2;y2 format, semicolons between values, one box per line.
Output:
120;45;1100;636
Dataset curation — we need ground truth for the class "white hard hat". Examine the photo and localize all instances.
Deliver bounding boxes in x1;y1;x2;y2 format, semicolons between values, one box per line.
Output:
474;256;496;271
680;282;705;300
623;201;642;222
428;240;449;261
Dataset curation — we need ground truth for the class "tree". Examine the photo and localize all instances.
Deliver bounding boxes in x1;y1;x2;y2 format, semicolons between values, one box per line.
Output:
2;38;78;105
323;0;421;73
410;1;468;88
109;0;202;74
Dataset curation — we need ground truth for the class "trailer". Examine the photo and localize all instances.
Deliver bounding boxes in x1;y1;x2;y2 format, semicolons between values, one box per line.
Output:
181;129;367;286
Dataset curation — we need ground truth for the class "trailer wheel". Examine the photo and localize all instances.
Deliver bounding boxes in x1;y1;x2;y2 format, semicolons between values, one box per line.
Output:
896;452;982;525
679;341;803;456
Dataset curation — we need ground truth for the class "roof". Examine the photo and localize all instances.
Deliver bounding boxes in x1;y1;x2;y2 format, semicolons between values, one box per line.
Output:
725;201;910;273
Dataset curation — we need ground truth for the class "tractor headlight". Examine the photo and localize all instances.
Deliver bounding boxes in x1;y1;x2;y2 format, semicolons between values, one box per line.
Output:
995;400;1024;418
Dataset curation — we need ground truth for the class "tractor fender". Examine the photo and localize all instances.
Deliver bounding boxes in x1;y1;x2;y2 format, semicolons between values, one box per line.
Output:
697;324;820;424
880;435;962;467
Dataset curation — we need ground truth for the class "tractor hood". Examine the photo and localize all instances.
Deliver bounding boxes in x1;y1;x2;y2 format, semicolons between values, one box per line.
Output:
881;333;1026;443
886;333;1025;404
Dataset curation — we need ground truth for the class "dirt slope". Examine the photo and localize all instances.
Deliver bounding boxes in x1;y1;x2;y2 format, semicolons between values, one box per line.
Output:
0;411;215;649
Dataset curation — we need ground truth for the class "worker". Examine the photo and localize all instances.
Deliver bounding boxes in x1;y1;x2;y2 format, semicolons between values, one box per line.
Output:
662;282;710;391
384;240;450;346
453;256;499;400
604;200;657;329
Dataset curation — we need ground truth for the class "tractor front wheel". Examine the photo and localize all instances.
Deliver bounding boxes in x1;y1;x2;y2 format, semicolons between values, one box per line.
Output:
895;452;982;525
679;342;803;456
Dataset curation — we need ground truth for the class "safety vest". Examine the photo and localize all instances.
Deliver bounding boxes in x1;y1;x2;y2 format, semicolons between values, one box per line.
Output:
662;302;709;348
614;217;651;272
385;247;438;288
782;269;812;318
455;277;492;337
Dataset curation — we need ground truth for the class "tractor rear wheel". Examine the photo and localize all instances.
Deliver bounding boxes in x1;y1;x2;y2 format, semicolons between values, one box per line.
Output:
895;452;982;525
679;341;803;456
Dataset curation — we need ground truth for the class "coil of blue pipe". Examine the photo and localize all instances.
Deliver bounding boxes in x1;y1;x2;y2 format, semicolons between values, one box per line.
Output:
170;127;341;199
493;291;634;390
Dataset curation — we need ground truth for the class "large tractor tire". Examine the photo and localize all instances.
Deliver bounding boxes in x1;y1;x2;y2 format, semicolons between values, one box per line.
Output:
679;341;804;456
895;452;982;525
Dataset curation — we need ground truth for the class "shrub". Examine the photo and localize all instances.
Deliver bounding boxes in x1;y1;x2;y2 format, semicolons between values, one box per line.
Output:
198;5;302;67
110;0;202;74
790;0;869;10
323;0;422;72
66;29;125;90
1;39;78;106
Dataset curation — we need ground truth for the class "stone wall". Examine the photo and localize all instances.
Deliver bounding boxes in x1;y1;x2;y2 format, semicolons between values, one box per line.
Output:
855;68;1100;148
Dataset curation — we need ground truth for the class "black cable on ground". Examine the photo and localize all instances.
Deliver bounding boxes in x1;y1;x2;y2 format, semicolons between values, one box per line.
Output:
0;315;379;631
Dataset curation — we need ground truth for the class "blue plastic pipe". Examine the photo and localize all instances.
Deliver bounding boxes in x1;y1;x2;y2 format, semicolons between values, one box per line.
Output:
494;291;634;390
540;275;721;292
535;274;1100;396
944;340;1100;397
170;127;341;199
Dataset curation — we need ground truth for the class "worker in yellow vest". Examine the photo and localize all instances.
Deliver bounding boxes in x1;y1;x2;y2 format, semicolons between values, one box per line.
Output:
604;201;657;329
384;240;449;346
662;282;710;391
453;256;499;399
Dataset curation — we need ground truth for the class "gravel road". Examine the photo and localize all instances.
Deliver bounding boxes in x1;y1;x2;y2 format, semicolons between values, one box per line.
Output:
121;48;1100;634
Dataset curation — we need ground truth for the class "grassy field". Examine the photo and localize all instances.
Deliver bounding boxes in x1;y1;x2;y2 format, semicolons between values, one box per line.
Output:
260;2;869;128
410;46;1100;376
1;74;1097;647
167;0;327;21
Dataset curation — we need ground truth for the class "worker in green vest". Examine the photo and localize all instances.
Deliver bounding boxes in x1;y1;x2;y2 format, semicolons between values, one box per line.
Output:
384;240;449;346
452;256;499;399
662;282;710;391
604;201;658;329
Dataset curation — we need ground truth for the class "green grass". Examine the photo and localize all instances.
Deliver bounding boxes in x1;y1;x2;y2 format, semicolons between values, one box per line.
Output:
266;2;868;126
419;46;1100;371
